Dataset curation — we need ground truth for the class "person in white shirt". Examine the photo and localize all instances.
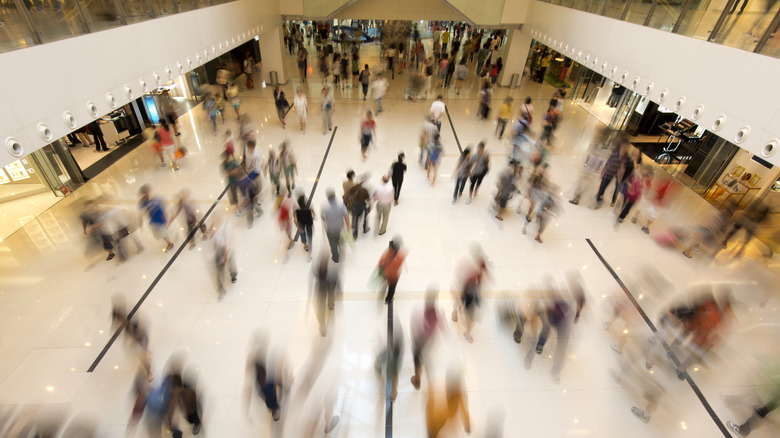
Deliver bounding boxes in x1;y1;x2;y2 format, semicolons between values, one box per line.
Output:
321;86;335;134
371;73;389;114
212;213;237;300
430;95;446;132
373;175;394;235
294;87;308;133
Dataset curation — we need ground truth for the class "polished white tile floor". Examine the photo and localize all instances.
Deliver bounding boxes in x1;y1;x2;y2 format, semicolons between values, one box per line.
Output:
0;40;779;437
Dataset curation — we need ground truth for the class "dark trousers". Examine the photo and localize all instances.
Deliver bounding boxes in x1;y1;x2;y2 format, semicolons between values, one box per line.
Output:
352;204;369;238
469;171;486;196
298;223;313;246
385;279;398;302
392;177;403;202
596;174;619;204
618;200;635;220
496;118;508;138
93;133;107;151
327;231;341;262
454;176;468;200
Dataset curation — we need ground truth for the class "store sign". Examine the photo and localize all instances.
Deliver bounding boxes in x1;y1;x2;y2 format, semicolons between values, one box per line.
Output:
2;159;34;184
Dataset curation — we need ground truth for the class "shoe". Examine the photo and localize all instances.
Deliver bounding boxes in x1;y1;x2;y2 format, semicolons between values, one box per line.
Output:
164;242;174;252
231;276;237;283
610;202;616;208
411;375;421;389
464;332;474;343
611;344;623;354
631;216;638;224
332;257;339;263
676;369;685;380
568;199;579;205
162;163;167;167
602;321;611;330
394;201;398;206
535;344;544;354
193;424;201;435
631;407;650;423
106;253;115;261
451;310;458;322
287;241;295;249
608;368;621;383
466;198;472;205
364;227;370;233
452;199;456;205
617;218;623;224
641;226;650;234
384;297;392;304
594;200;602;209
324;415;339;433
727;421;745;437
378;231;385;235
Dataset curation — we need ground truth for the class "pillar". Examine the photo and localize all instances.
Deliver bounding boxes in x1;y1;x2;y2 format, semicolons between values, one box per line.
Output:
499;29;532;87
257;23;289;85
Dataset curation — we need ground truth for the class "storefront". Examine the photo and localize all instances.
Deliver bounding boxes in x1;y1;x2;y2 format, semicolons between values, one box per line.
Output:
570;65;643;130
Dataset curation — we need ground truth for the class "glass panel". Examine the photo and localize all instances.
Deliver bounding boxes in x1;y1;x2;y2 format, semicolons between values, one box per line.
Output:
713;0;779;51
0;0;36;52
122;0;154;23
572;0;590;10
586;0;606;14
24;0;88;43
150;0;177;16
759;16;780;56
78;0;121;32
624;0;655;25
603;0;629;19
647;0;685;32
176;0;197;12
674;0;730;40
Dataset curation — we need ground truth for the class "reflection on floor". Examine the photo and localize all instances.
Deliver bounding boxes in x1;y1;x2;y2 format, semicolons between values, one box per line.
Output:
0;37;778;438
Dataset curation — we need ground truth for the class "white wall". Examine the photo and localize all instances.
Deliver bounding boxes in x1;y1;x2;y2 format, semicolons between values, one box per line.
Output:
524;1;780;167
0;0;283;168
281;0;304;15
501;0;529;24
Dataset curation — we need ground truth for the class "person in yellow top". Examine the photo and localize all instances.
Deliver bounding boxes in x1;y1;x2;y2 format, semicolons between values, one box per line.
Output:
441;29;451;53
425;366;471;437
495;97;513;139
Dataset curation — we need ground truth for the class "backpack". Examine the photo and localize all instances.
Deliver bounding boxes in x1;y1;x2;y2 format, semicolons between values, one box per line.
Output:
360;70;369;85
146;376;173;414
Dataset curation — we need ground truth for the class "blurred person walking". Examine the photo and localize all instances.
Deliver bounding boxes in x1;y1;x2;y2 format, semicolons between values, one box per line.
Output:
411;289;445;389
321;86;335;134
466;141;490;204
595;141;629;209
452;257;487;343
494;161;520;221
390;153;407;205
274;85;290;129
279;141;298;196
425;366;471;437
294;87;308;133
373;175;394;235
359;64;371;101
420;116;438;166
137;185;175;252
371;72;389;114
311;253;340;336
212;214;237;300
375;237;406;304
524;287;571;384
294;194;315;257
245;337;283;422
169;189;208;249
346;177;371;239
221;151;244;215
430;95;446;132
496;97;513;139
452;147;472;204
359;110;377;160
427;132;443;185
322;189;350;263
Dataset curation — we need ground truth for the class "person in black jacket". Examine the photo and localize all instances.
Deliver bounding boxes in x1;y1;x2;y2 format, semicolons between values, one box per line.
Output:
88;120;108;151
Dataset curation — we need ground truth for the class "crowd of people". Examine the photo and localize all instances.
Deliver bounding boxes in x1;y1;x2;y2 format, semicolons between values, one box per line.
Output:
59;17;780;438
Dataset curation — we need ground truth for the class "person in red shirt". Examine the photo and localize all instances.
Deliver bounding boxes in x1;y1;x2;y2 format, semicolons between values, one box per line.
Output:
376;237;406;304
359;110;376;161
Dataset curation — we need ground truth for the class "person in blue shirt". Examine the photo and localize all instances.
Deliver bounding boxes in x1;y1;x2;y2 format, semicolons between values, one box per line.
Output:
137;184;174;252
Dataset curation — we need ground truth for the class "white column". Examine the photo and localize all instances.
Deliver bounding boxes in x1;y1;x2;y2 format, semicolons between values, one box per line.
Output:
499;29;532;87
257;23;289;85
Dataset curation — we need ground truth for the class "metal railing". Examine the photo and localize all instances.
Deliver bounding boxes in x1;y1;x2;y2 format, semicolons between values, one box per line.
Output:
537;0;780;58
0;0;237;53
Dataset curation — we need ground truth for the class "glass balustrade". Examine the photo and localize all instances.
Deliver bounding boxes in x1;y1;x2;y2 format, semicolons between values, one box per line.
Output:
533;0;780;61
0;0;238;53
